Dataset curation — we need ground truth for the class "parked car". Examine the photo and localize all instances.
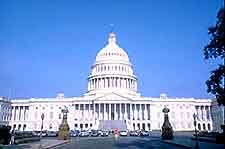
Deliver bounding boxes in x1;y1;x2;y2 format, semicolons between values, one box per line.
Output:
130;131;139;136
46;131;57;137
91;130;99;137
79;130;89;137
140;131;149;136
100;131;109;137
119;130;128;136
70;130;79;137
37;131;47;137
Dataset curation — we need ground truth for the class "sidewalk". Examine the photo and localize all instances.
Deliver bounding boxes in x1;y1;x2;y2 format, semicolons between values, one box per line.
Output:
0;138;70;149
161;137;224;149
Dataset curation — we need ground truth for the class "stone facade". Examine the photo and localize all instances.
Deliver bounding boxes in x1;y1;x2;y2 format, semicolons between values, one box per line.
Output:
0;97;12;126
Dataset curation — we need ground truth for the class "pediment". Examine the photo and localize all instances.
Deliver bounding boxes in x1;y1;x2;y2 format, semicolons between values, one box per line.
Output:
94;92;133;101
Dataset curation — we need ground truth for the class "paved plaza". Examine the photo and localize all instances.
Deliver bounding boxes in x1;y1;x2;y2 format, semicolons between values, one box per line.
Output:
53;133;224;149
1;132;224;149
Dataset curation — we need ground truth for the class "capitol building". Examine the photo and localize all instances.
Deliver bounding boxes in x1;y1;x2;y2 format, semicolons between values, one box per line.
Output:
6;32;215;132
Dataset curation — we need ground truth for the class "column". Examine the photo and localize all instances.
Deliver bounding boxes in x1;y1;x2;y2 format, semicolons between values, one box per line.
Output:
12;106;15;121
93;103;96;121
208;106;212;121
19;107;21;121
120;103;122;120
103;103;106;120
203;106;207;121
140;104;143;120
89;103;91;120
124;103;127;120
109;104;111;120
144;104;147;120
197;106;200;120
114;104;117;120
134;104;137;120
98;103;101;120
105;78;108;88
119;78;121;88
114;77;117;88
201;106;204;121
128;79;130;89
130;104;132;120
24;107;26;121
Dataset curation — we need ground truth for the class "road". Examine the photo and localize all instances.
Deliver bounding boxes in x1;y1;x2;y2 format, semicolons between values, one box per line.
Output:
55;136;184;149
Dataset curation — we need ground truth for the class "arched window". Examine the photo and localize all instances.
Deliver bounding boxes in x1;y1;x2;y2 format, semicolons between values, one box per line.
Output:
18;124;21;131
208;124;211;131
203;123;206;130
115;66;117;70
198;123;201;130
23;124;26;131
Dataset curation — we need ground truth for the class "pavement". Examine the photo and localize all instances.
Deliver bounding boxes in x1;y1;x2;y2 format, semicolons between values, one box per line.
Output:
0;138;70;149
54;135;224;149
0;132;224;149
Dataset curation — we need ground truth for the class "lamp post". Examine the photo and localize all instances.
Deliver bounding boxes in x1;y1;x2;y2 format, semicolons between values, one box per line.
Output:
193;113;199;149
39;113;45;149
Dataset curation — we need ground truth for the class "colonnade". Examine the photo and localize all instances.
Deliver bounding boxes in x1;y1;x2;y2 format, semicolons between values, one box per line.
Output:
74;103;150;121
195;105;212;121
11;106;29;121
88;77;137;91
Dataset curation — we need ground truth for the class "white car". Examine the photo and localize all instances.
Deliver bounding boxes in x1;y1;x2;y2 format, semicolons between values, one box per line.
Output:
79;131;89;137
119;130;128;136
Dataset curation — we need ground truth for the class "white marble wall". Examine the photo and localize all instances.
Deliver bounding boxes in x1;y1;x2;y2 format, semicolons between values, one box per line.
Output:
9;97;213;132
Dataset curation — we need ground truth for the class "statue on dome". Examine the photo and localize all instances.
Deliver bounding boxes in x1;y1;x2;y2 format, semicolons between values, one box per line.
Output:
161;106;173;140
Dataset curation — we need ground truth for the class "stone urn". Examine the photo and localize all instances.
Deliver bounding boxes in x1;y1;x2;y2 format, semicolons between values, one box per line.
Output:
58;106;70;140
161;106;173;140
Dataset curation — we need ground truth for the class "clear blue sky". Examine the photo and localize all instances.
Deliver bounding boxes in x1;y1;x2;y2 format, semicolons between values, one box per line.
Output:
0;0;223;99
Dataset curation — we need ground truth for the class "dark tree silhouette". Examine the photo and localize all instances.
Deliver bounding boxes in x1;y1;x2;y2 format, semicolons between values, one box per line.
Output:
203;7;225;106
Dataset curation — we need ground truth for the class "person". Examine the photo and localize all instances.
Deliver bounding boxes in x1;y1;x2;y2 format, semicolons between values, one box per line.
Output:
10;130;15;145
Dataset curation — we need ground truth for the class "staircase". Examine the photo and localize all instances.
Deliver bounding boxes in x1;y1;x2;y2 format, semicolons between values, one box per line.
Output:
98;120;127;131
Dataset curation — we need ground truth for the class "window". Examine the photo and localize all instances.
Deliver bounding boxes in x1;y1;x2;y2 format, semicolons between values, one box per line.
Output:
49;124;52;129
59;114;61;119
198;123;201;130
208;124;211;131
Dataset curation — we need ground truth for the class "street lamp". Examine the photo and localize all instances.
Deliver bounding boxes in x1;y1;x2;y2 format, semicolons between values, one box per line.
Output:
39;113;45;149
193;113;199;149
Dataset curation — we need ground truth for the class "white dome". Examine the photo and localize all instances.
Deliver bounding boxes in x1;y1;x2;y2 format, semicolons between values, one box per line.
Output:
87;32;138;96
96;33;129;63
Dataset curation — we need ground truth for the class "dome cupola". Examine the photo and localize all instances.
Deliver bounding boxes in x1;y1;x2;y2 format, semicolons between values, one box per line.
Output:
96;32;129;63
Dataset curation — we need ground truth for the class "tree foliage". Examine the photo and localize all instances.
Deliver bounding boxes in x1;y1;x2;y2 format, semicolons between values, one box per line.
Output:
203;8;225;105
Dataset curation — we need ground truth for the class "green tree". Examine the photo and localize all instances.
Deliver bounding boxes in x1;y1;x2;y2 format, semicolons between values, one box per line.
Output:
203;7;225;106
